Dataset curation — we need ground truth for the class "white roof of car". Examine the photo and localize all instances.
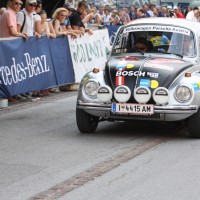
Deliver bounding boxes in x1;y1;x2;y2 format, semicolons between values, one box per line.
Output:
126;18;200;33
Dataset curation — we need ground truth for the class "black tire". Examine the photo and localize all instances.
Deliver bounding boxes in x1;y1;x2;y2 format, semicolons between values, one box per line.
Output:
188;109;200;138
76;108;99;133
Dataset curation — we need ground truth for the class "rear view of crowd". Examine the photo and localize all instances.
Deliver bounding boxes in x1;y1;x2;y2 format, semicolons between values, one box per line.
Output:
0;0;200;103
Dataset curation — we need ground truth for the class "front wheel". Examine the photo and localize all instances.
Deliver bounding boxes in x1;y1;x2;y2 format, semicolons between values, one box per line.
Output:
76;108;99;133
188;108;200;138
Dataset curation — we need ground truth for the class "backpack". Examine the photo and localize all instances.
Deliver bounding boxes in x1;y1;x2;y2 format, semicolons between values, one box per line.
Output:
20;11;26;33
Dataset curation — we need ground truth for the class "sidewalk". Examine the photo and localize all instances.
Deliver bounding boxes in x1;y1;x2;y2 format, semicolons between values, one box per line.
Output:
0;84;79;115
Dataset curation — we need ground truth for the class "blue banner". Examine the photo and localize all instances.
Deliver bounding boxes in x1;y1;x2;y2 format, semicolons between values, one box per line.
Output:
49;36;75;86
0;36;75;98
105;25;121;44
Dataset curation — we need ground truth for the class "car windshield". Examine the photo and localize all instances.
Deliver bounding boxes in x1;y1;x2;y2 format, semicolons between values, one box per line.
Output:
112;25;196;57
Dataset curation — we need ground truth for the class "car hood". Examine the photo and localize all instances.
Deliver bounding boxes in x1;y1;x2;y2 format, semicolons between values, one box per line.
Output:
105;55;193;91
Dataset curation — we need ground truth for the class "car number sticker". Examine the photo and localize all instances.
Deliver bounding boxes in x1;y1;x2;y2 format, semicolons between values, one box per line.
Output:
112;103;154;114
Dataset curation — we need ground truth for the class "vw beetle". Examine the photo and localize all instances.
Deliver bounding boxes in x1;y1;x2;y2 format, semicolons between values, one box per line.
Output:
76;18;200;138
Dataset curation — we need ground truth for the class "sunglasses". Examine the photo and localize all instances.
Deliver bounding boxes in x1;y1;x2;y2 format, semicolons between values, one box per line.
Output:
15;2;23;6
60;14;67;17
29;3;37;7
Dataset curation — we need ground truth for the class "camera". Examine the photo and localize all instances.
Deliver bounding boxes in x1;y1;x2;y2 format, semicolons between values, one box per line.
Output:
169;10;174;17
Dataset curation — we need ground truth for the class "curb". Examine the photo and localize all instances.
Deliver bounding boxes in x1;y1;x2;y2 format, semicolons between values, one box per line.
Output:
59;84;79;91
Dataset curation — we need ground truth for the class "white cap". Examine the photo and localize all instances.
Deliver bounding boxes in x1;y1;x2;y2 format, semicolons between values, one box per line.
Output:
26;0;37;4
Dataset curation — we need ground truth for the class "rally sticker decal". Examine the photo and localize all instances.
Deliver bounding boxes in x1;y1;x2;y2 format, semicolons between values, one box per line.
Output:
192;82;200;91
116;67;125;86
124;56;139;61
81;74;89;84
123;25;190;36
140;79;159;89
149;58;184;64
144;63;173;71
116;65;126;69
126;64;134;69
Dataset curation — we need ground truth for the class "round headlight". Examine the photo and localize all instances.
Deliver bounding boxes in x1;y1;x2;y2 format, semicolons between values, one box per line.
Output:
114;85;131;103
84;80;99;98
134;86;151;104
175;85;193;103
153;87;169;105
97;85;113;102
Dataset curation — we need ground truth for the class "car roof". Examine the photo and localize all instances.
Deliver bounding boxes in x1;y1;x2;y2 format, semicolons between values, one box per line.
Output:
126;18;200;33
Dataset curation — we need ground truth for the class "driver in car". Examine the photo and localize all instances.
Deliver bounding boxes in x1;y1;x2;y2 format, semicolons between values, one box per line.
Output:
135;37;153;52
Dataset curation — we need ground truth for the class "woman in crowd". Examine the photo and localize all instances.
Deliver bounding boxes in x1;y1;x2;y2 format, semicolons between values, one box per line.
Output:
102;8;111;25
88;7;102;25
39;10;56;96
136;7;146;18
110;9;120;25
52;7;77;38
39;10;56;38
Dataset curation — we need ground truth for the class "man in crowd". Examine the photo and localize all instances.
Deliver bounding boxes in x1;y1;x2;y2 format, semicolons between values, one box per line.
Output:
147;2;156;17
173;6;185;18
156;6;165;17
17;0;41;37
186;7;200;22
142;5;150;17
69;1;92;34
129;5;137;20
17;0;41;98
0;0;27;38
0;0;28;102
0;7;6;20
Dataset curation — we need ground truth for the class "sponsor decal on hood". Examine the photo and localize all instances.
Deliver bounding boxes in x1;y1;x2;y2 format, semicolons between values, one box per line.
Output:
105;56;193;90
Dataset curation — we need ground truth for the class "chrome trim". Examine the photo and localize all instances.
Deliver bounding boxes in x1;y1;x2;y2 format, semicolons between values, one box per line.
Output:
77;102;198;114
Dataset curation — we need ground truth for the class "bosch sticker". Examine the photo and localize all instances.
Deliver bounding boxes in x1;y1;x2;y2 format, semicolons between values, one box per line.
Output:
116;71;145;77
116;70;159;78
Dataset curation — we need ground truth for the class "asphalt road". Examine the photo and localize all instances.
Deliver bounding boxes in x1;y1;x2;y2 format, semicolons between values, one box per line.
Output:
0;92;200;200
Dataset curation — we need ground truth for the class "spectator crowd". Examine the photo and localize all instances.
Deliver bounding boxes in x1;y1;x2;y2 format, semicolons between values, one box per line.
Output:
0;0;200;104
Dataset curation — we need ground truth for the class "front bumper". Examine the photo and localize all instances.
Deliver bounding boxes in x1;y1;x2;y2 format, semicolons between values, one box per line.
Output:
77;101;198;121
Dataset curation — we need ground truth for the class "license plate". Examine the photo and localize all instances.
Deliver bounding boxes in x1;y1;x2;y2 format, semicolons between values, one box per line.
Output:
112;103;154;115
